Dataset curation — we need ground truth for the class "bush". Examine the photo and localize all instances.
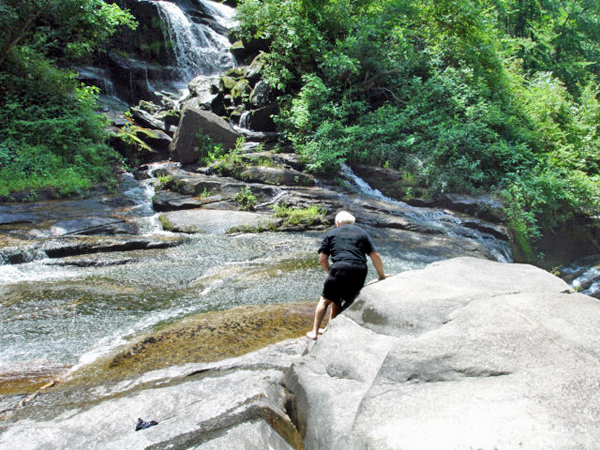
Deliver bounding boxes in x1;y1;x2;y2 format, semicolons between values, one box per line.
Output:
0;52;122;198
270;204;327;226
234;186;256;211
236;0;600;257
0;0;135;199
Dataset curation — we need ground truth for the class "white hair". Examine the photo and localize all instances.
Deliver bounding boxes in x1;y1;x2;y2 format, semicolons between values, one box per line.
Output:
335;211;355;225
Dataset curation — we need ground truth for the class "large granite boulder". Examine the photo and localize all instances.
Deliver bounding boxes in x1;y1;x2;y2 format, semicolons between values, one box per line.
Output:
238;166;315;187
286;257;600;449
170;106;241;165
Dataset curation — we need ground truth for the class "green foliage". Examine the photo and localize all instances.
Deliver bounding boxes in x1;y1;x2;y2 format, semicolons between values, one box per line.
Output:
492;0;600;94
196;130;227;166
237;0;600;259
270;204;327;226
0;0;135;199
157;175;174;189
113;124;156;167
0;50;122;198
234;186;257;211
501;167;600;261
0;0;136;66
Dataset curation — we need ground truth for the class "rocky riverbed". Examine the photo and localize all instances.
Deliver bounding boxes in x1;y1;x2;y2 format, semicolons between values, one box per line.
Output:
6;137;599;450
0;152;516;442
2;257;599;450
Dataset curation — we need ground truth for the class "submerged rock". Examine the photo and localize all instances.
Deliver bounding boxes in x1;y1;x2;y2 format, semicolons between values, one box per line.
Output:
0;339;308;450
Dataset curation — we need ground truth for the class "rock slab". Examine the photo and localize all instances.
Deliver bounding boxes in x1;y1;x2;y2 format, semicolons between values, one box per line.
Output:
170;106;240;165
0;340;308;450
286;257;600;450
159;209;277;234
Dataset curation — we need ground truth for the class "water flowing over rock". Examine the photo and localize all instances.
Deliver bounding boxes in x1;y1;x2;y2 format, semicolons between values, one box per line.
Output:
155;0;235;81
93;0;236;105
286;257;600;450
3;258;599;449
0;339;308;450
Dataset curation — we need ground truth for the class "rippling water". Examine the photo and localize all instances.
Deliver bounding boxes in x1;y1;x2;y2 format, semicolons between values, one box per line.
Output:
0;227;428;389
0;163;515;393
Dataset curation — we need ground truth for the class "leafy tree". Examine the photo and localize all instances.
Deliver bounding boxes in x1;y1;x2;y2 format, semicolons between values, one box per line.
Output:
0;0;136;66
491;0;600;95
236;0;600;261
0;0;136;198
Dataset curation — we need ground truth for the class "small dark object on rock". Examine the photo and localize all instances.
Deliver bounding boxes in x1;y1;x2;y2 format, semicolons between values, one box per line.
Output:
135;418;159;431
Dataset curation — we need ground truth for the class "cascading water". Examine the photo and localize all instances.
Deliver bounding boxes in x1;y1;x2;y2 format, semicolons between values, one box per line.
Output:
154;0;236;81
119;161;182;234
339;164;513;263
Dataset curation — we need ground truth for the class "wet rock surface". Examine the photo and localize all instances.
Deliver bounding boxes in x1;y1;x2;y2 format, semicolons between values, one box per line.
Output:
4;258;599;449
151;162;510;258
0;235;182;265
1;342;308;450
72;302;318;387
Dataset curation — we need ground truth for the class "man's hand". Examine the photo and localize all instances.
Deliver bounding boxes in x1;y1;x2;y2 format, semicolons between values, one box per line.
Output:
319;252;330;273
369;252;390;281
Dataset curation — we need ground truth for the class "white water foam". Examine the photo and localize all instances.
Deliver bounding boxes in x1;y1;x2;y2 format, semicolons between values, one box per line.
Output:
0;261;82;285
120;162;181;235
155;1;235;80
201;0;237;26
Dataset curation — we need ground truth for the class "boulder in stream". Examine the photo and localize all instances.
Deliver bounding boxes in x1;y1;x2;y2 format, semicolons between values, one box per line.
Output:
159;209;278;234
170;106;241;165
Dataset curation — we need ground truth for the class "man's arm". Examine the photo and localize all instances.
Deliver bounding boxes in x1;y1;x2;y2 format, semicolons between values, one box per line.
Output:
368;251;390;281
319;252;330;273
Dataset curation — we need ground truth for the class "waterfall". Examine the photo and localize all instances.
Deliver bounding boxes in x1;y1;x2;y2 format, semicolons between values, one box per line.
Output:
154;0;236;81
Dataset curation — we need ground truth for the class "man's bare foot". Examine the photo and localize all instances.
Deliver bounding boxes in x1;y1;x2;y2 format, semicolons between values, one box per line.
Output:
306;331;318;340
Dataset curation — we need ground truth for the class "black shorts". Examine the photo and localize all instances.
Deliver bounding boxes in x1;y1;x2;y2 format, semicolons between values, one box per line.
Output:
322;262;368;307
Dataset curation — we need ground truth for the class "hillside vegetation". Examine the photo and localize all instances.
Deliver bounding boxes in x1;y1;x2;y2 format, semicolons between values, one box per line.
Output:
1;0;599;262
0;0;135;199
235;0;600;260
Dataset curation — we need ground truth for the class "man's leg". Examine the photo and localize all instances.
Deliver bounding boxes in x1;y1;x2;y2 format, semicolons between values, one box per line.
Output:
307;296;331;340
330;300;342;320
316;300;342;335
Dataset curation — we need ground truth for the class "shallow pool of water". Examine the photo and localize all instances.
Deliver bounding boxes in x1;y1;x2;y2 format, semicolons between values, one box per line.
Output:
0;229;428;393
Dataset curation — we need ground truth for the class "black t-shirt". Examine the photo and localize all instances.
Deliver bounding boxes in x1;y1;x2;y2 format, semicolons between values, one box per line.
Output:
318;224;376;266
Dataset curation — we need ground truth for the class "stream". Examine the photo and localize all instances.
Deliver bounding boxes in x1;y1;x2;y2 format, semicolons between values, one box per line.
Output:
0;0;516;398
0;164;512;394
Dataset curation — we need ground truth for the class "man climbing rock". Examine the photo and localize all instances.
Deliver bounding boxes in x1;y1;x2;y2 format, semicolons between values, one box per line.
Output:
307;211;390;340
